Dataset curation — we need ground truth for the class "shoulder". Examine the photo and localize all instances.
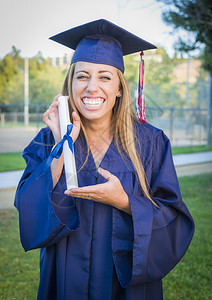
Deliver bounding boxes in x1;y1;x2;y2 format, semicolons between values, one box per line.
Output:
34;127;54;144
133;120;170;165
23;127;54;160
134;120;164;141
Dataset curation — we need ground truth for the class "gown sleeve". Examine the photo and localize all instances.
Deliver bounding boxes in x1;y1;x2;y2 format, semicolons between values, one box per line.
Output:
14;128;80;252
112;130;195;288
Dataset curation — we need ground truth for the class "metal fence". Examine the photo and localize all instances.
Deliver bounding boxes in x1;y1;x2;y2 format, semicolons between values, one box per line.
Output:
0;104;48;128
0;103;208;146
146;106;207;146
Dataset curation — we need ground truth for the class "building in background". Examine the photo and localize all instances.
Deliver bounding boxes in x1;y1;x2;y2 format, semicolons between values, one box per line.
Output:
50;53;73;69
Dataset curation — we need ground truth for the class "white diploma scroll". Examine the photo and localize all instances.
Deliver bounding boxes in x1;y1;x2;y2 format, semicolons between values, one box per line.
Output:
58;96;78;189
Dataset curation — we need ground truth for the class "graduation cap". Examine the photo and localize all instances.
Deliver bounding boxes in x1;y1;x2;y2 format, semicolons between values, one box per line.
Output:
49;19;157;122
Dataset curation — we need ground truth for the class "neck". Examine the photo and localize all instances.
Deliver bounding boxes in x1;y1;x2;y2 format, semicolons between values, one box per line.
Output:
82;116;113;144
81;114;115;167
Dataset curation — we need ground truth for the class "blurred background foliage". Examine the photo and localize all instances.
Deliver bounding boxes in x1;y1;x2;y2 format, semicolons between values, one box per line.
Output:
157;0;212;71
0;43;208;108
0;46;66;105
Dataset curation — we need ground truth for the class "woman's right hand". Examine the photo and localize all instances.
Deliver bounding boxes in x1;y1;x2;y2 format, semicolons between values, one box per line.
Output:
43;94;81;144
43;94;61;143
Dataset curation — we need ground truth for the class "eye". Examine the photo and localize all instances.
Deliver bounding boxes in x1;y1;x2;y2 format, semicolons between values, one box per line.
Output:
76;75;88;80
100;76;111;81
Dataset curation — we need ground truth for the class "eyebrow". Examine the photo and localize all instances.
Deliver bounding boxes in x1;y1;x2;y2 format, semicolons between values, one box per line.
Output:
75;70;114;75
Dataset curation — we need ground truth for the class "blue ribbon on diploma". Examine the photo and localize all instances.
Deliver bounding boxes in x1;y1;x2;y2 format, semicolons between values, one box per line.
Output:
39;124;74;176
52;124;74;157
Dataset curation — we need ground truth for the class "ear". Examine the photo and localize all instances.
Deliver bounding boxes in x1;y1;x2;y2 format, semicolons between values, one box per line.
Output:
116;89;122;98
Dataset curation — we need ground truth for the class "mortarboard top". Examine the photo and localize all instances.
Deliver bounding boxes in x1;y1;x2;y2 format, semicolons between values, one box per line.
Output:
49;19;157;73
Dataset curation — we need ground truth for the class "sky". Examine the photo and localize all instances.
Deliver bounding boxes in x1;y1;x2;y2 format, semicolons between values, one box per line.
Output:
0;0;178;59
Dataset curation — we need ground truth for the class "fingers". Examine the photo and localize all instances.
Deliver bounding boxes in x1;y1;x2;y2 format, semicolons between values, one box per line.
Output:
43;102;59;126
65;168;115;199
72;111;81;143
43;95;61;123
44;95;81;144
43;94;64;142
64;185;100;200
72;111;80;125
98;167;112;181
53;93;62;102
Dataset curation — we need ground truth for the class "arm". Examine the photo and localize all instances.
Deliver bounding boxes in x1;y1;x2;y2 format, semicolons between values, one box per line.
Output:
65;167;132;215
14;128;80;251
43;94;80;189
15;96;81;252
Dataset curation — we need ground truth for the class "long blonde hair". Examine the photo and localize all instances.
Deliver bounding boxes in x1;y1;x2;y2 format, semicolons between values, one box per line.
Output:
62;63;155;205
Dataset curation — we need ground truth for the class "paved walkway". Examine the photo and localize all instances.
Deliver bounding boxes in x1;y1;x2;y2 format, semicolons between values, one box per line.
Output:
0;151;212;209
173;151;212;177
0;127;39;153
0;170;24;189
173;151;212;166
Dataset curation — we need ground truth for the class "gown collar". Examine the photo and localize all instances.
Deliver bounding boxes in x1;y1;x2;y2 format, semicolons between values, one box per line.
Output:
74;131;135;173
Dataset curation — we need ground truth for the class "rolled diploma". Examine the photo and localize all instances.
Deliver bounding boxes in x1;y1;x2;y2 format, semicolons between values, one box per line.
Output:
58;96;78;189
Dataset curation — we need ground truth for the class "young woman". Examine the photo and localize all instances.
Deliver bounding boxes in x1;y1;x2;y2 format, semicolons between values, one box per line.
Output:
15;19;194;300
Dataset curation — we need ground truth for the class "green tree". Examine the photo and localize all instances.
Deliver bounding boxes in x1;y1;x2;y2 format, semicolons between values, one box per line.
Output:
0;55;19;82
0;47;64;105
157;0;212;146
157;0;212;71
0;54;19;103
29;65;66;104
2;73;24;105
123;47;186;108
124;54;140;105
29;52;49;78
9;46;24;70
0;46;24;103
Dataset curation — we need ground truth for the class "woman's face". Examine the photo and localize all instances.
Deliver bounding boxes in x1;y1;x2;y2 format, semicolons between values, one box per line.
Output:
72;61;121;123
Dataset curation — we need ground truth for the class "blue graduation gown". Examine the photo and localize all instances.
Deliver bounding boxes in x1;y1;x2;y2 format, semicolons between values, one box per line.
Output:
15;122;194;300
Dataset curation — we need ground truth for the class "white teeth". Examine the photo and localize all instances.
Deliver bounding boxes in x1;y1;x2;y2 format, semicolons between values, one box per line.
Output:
82;97;104;106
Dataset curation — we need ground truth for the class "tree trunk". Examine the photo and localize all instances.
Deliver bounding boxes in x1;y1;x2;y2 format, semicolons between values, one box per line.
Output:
207;71;212;147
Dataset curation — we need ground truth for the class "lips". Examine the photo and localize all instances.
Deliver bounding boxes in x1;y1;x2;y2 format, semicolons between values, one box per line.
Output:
81;97;105;108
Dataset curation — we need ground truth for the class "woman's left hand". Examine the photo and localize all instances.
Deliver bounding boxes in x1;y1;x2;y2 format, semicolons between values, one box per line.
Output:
64;167;131;215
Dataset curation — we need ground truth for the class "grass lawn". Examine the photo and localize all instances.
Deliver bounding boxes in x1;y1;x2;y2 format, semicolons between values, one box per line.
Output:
172;145;212;155
0;145;212;173
1;122;41;128
0;152;26;172
0;210;39;299
163;173;212;300
0;173;211;299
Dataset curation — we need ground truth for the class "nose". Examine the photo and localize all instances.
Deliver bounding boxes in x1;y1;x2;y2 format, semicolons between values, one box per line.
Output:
86;77;99;93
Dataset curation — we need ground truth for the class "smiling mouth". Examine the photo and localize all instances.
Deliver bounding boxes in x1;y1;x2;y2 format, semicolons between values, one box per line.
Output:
82;97;105;107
